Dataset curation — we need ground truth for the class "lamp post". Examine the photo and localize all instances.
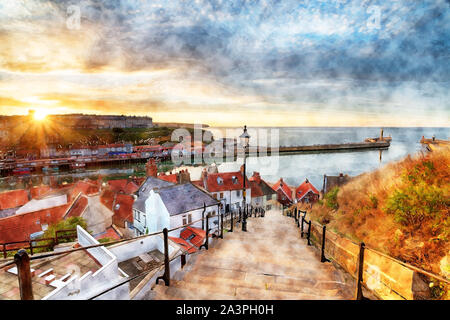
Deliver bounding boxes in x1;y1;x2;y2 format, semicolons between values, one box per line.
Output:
240;125;250;232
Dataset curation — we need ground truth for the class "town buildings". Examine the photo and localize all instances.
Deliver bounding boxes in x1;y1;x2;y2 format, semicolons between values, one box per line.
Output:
271;178;295;207
192;166;251;214
295;179;320;204
249;172;277;210
132;182;219;237
322;173;353;194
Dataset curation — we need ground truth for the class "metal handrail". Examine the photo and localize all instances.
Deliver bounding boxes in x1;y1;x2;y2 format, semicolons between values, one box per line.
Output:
294;210;450;285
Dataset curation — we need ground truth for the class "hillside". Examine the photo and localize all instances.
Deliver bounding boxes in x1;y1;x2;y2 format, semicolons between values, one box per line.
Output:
310;147;449;298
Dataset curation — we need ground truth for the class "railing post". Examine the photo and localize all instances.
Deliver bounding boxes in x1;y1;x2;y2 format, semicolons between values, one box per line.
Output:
307;221;311;246
3;244;6;259
320;225;330;263
229;210;233;232
220;213;224;239
155;228;170;286
200;215;209;250
14;249;34;300
354;242;365;300
294;208;298;223
181;254;186;269
29;241;33;256
301;215;304;238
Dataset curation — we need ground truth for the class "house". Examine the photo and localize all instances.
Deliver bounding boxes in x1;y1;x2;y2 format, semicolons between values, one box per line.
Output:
249;172;277;210
295;179;320;204
0;224;188;300
107;178;142;194
0;189;29;218
271;178;294;207
0;180;102;244
323;173;353;194
193;166;251;214
157;169;191;184
100;190;135;237
132;183;219;237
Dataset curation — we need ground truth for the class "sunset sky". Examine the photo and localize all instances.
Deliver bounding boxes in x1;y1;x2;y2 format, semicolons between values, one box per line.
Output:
0;0;449;127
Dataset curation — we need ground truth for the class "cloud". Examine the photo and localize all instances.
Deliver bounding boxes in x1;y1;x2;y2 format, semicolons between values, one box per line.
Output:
0;0;449;126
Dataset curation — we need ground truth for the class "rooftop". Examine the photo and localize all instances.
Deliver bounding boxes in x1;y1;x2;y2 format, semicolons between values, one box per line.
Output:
0;249;100;300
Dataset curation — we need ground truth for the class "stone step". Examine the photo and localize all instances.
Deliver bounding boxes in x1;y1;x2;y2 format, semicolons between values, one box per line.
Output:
176;273;342;297
163;284;236;300
234;286;344;300
190;256;336;281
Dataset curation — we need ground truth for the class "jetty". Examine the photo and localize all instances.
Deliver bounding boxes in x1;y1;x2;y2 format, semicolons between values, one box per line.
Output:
420;136;450;151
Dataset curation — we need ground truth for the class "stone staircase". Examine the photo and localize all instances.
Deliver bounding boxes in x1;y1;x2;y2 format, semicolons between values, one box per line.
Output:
146;209;354;300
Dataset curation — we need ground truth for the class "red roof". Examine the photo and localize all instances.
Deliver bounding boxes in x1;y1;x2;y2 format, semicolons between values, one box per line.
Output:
112;194;134;227
249;181;264;198
65;195;88;218
100;190;134;228
69;181;100;199
169;237;197;254
204;171;250;192
0;204;69;243
95;227;122;241
272;178;293;202
158;173;178;184
30;185;52;199
295;179;320;201
100;190;115;211
0;189;29;210
180;226;206;248
107;179;140;194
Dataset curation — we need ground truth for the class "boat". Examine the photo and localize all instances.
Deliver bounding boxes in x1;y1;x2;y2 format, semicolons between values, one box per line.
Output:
70;162;86;170
13;168;31;176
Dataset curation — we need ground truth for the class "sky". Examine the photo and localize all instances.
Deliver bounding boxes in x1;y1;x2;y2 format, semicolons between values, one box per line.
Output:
0;0;449;127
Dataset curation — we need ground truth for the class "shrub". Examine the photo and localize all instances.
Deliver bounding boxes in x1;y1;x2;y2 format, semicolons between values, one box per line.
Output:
324;187;339;210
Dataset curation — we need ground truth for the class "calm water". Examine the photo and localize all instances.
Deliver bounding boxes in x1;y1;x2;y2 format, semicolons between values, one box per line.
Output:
1;127;448;192
205;127;450;188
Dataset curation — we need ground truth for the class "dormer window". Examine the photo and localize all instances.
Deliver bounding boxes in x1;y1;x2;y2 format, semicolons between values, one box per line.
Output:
115;204;120;211
232;176;238;184
217;177;223;185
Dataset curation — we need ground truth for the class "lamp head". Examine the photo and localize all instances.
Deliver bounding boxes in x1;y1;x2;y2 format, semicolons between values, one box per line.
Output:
239;125;250;147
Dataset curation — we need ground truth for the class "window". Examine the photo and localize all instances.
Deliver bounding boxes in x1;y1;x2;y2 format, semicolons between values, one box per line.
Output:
213;194;217;199
266;194;272;201
135;210;140;222
236;190;241;197
188;214;192;224
182;215;187;225
220;192;224;199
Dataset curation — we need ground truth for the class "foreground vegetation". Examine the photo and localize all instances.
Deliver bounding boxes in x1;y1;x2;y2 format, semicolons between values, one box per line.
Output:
311;147;449;299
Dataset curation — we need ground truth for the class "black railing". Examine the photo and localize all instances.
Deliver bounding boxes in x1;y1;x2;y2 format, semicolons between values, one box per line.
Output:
287;205;450;300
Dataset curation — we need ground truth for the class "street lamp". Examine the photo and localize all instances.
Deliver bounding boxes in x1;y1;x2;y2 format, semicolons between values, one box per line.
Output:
240;125;250;232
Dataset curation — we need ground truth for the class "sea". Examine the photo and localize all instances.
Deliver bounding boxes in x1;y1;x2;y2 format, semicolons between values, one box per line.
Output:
0;127;448;192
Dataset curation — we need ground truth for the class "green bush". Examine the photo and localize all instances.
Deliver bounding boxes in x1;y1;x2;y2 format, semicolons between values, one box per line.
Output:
325;187;339;210
384;183;446;226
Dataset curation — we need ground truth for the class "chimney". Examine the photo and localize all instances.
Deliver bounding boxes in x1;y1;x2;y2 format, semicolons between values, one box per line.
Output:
339;173;343;177
145;159;157;177
178;169;191;184
380;128;384;140
280;178;283;187
252;172;261;184
305;178;309;184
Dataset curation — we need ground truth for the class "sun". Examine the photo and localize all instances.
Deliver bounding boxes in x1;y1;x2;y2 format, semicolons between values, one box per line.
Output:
33;109;48;121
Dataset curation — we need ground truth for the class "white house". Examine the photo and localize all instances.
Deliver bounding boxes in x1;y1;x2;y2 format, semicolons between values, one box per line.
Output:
132;183;220;237
194;167;251;214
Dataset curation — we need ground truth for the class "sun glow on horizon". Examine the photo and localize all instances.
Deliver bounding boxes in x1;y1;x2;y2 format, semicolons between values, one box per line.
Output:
32;109;48;121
